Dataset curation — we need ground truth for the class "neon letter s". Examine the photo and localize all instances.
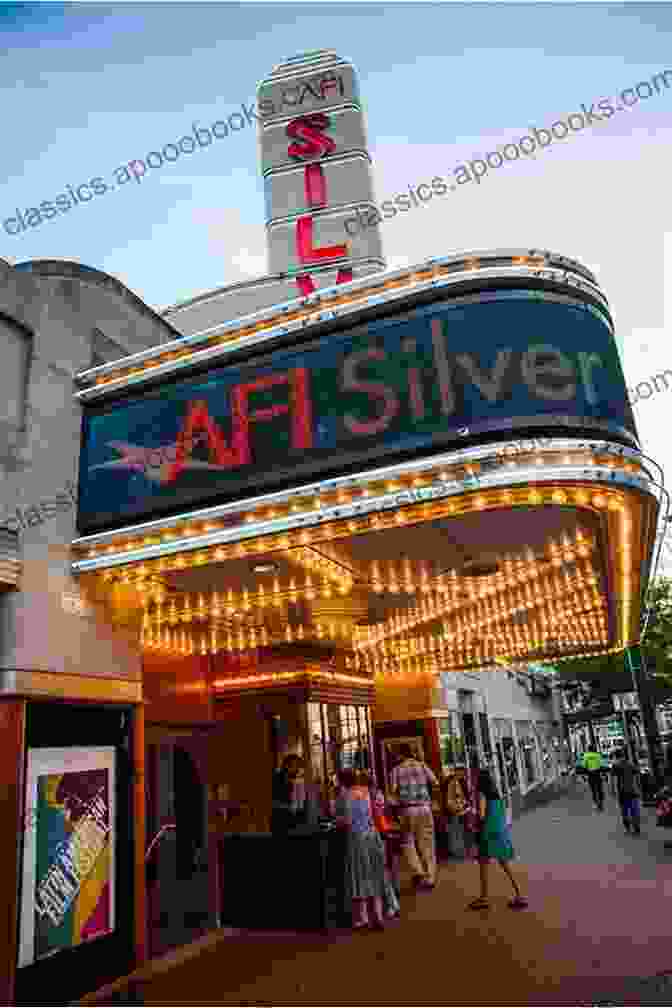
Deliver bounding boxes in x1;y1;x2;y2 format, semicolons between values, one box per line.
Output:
342;349;399;436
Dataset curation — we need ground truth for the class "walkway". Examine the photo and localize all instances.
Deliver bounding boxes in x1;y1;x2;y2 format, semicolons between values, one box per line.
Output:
82;778;672;1006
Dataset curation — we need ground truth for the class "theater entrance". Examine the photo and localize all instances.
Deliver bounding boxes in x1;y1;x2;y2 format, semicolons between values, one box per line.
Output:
145;734;213;959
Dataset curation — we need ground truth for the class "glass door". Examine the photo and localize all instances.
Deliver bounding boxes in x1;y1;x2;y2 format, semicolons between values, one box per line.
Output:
438;713;464;770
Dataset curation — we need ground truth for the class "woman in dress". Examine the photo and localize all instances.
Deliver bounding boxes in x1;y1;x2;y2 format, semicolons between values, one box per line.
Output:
335;768;400;929
468;768;528;911
358;770;402;904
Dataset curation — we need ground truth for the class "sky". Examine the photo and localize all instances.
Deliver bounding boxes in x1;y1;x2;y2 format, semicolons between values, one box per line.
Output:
2;0;672;563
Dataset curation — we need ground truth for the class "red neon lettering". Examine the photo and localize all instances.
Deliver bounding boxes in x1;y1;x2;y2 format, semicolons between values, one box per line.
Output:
296;269;352;297
304;163;327;208
166;400;240;481
231;368;313;466
286;113;335;160
287;113;352;298
296;216;348;265
342;349;400;436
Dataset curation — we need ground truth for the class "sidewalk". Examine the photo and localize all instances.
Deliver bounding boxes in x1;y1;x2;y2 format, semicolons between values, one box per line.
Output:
80;779;672;1006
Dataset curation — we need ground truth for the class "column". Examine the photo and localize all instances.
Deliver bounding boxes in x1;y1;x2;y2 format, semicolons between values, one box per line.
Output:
634;651;665;786
422;718;441;781
512;721;526;796
132;704;147;968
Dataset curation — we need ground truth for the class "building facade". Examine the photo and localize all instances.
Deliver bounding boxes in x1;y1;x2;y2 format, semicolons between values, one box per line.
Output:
0;258;177;1004
0;48;662;1007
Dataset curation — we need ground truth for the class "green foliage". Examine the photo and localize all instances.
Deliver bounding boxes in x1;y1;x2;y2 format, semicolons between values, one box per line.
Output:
555;577;672;694
641;577;672;686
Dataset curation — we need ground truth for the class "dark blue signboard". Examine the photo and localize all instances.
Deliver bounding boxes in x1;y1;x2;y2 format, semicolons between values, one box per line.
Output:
77;290;636;533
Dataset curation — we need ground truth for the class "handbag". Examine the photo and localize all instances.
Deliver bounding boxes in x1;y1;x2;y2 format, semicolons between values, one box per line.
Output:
369;787;394;833
462;774;482;834
374;811;395;833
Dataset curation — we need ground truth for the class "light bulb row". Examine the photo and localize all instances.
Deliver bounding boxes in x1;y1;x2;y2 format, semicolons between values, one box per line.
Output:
144;576;352;627
85;484;624;569
440;589;604;645
366;600;607;662
292;546;354;591
141;621;357;656
356;555;598;650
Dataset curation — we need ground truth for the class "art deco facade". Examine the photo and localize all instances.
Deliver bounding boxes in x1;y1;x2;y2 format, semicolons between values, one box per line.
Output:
0;49;664;1008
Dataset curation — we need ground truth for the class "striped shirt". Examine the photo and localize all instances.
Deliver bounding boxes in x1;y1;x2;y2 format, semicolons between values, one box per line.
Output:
390;759;438;814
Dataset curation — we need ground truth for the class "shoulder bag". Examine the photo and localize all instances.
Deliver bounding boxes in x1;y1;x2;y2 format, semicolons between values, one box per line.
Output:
369;787;394;833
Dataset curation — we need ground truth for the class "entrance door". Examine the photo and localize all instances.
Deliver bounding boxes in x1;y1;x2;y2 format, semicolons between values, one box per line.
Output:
174;747;205;879
461;712;479;769
147;741;212;957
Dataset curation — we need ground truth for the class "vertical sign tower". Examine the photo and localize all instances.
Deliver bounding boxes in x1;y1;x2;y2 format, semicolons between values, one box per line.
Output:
257;49;385;296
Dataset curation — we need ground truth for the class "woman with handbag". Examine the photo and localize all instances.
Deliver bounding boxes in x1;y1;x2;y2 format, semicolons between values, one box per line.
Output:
334;769;400;929
467;768;528;911
360;770;402;904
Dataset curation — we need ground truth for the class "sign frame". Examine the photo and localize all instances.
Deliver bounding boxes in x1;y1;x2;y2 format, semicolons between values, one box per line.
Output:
76;289;637;536
18;746;116;969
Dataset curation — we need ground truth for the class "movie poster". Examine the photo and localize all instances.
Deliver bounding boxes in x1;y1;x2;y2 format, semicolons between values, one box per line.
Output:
19;747;116;968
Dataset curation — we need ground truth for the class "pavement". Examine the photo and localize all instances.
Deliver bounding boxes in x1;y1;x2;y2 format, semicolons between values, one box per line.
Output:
82;777;672;1006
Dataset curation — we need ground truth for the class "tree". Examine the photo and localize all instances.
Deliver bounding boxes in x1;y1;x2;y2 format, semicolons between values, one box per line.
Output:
554;576;672;698
640;576;672;687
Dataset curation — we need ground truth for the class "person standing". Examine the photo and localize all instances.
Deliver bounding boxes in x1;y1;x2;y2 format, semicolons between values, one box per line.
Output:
270;754;307;833
582;748;606;810
389;742;439;890
468;768;528;911
611;748;642;834
443;766;467;857
443;764;480;859
359;770;402;904
335;769;400;929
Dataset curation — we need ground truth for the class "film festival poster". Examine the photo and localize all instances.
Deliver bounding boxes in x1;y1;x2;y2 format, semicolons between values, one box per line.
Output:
19;747;116;968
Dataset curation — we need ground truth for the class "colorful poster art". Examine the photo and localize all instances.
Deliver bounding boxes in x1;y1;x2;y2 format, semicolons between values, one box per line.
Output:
19;747;116;968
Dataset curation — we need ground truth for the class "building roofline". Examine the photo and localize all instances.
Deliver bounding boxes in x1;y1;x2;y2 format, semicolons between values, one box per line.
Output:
161;272;289;317
12;259;182;341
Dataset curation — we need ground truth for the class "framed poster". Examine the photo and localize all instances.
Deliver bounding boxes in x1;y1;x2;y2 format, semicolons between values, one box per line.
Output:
19;747;116;968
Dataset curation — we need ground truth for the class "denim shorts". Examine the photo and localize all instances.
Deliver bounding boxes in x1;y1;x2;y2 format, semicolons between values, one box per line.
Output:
620;797;640;818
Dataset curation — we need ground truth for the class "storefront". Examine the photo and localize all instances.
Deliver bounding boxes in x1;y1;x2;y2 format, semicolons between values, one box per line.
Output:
58;246;655;976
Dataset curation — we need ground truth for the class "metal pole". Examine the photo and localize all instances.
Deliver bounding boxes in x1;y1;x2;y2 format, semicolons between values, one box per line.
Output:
588;719;597;750
628;647;664;792
620;703;634;763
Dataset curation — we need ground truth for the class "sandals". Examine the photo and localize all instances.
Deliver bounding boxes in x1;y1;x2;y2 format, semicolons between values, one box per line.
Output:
468;896;528;911
508;896;529;909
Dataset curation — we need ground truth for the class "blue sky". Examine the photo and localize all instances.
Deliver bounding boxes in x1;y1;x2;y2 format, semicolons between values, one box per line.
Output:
3;1;672;559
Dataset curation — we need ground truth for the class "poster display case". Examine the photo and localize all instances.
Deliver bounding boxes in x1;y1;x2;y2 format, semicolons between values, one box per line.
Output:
19;747;116;969
14;703;135;1008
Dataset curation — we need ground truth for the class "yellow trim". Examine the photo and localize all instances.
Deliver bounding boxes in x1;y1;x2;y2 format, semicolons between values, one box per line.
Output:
0;669;142;703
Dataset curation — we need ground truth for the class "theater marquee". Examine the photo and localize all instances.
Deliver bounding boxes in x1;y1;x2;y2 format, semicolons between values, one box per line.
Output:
77;289;635;534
